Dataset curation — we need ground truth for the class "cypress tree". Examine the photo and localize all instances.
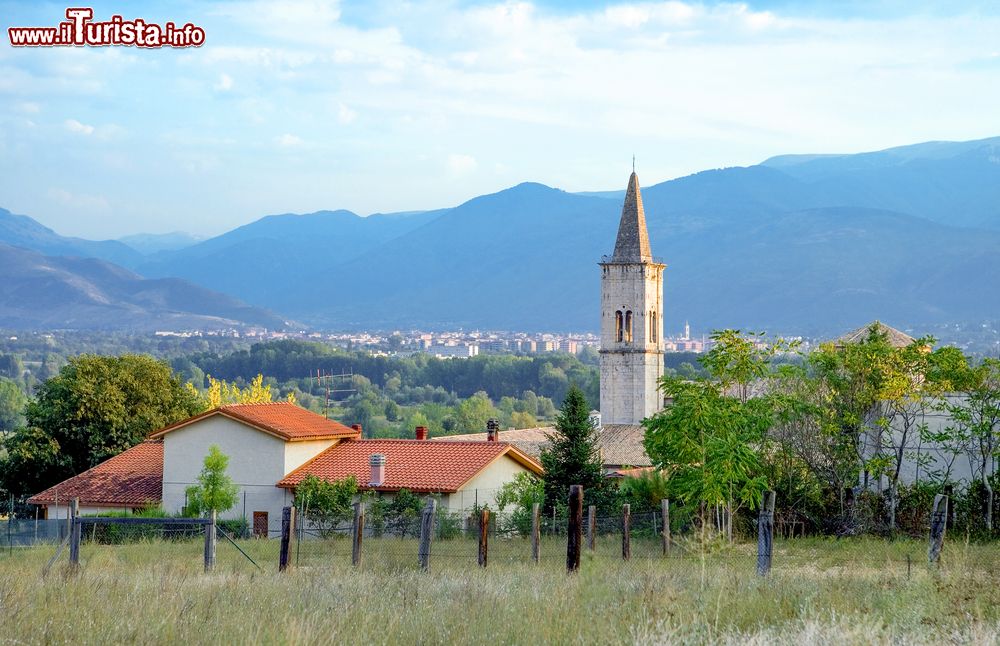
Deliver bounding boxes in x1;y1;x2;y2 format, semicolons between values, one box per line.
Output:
540;385;605;512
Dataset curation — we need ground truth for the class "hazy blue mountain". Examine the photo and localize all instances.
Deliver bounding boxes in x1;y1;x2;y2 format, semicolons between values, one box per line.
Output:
287;181;1000;334
0;243;286;330
136;209;441;306
8;136;1000;334
0;207;142;267
760;137;1000;229
119;232;203;254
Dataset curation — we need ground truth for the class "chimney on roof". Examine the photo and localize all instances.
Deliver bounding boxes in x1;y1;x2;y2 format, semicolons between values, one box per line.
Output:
351;424;362;436
486;417;500;442
369;453;386;487
415;426;428;441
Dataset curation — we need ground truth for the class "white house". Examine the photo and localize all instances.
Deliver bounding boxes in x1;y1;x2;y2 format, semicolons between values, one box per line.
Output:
29;403;543;534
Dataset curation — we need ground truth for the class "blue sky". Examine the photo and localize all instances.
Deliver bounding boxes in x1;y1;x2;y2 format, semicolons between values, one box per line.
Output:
1;0;999;238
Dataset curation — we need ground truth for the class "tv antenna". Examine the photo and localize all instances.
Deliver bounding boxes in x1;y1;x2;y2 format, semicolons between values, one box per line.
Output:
312;368;356;418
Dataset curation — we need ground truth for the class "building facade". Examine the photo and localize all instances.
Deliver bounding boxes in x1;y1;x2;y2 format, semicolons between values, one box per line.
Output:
598;172;665;424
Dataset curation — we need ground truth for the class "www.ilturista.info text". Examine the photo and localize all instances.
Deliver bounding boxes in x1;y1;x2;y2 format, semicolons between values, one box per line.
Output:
8;8;205;48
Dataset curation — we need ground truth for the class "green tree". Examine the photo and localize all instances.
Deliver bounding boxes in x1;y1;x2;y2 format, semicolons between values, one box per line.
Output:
494;472;544;536
510;410;537;429
386;489;424;537
295;475;358;537
618;469;671;513
0;377;27;437
453;391;498;433
540;385;605;513
0;354;24;380
0;354;200;497
940;357;1000;530
185;445;239;516
644;378;771;541
644;330;790;540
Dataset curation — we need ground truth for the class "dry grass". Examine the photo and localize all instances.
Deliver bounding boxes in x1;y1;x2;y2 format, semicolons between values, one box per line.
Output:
1;537;999;645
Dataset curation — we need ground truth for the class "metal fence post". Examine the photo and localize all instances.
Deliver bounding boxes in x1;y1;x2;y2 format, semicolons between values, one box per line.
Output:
757;491;775;576
567;485;583;573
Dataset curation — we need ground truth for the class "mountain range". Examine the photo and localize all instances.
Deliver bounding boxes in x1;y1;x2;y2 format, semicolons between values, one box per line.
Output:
2;136;1000;334
0;243;284;331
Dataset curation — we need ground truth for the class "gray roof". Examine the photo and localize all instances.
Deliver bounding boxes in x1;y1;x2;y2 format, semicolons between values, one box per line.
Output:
834;321;916;349
433;424;650;469
610;172;653;263
598;424;651;468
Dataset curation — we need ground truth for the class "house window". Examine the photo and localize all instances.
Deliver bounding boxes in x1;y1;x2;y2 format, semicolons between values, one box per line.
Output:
615;310;624;342
624;310;633;343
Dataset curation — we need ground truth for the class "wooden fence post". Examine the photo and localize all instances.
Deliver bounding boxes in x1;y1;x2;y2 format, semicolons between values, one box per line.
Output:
531;503;540;564
203;509;217;573
622;503;631;561
587;505;596;551
661;499;671;555
567;485;583;573
351;502;365;567
68;498;81;569
929;494;948;565
478;508;490;568
418;498;437;571
279;506;295;572
757;490;775;576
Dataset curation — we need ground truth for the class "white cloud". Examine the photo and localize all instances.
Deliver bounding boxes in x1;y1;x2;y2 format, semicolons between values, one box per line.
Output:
276;133;303;147
447;154;478;176
337;103;357;124
214;73;234;91
64;119;94;135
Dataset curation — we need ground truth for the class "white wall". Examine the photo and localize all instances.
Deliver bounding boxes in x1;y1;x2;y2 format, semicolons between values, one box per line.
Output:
45;504;127;520
443;454;534;513
161;416;331;534
860;395;987;489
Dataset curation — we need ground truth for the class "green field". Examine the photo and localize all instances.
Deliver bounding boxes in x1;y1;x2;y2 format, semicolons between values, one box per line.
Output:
1;537;999;645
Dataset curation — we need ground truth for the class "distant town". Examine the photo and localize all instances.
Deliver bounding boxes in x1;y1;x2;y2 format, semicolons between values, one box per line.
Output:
151;322;772;357
147;319;1000;358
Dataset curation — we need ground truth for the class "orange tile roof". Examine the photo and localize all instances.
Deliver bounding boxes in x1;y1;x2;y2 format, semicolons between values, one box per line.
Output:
150;402;359;442
278;439;543;493
28;441;163;507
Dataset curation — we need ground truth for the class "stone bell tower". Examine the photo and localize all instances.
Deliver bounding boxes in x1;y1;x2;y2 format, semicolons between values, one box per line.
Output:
598;171;665;425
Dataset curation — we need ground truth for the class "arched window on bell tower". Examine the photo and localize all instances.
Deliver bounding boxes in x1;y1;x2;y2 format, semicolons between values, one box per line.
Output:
615;310;623;343
624;310;633;343
650;311;657;343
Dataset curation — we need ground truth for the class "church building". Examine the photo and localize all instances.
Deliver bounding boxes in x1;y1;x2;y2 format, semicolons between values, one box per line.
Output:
598;171;665;424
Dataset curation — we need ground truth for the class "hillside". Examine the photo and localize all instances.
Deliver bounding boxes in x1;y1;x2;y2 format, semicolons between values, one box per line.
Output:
5;136;1000;334
0;243;286;330
0;208;142;267
136;209;440;306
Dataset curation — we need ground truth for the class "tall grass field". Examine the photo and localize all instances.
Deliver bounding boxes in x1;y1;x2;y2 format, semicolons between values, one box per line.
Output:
1;537;999;644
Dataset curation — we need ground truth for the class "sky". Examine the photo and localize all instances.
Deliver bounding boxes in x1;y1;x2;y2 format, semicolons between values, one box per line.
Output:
1;0;999;239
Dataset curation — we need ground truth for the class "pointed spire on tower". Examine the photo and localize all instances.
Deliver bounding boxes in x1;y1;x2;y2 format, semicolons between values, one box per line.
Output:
611;171;652;262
